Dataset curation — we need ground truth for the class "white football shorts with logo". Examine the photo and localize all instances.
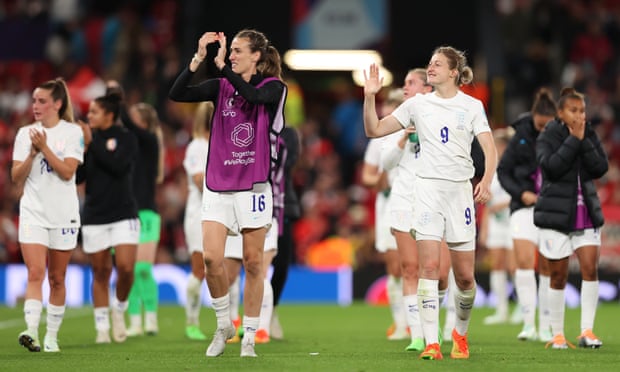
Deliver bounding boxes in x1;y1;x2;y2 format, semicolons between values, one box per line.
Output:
81;218;140;254
510;207;539;245
375;192;397;252
388;187;415;234
202;182;272;234
539;228;600;260
486;211;513;249
18;223;79;251
412;177;476;244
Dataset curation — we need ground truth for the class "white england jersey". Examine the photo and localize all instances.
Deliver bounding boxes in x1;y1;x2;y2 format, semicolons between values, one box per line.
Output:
379;131;402;185
13;120;83;228
387;139;420;199
363;138;382;167
183;138;209;224
363;131;401;186
392;91;490;181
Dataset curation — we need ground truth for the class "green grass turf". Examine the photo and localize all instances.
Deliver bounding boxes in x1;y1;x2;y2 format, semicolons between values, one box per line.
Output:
1;302;619;371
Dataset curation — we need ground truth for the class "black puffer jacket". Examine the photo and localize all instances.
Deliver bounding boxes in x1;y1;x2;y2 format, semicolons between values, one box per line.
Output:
534;119;608;232
497;113;540;213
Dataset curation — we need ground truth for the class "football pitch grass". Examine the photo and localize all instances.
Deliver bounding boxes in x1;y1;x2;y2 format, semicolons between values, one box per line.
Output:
1;302;619;371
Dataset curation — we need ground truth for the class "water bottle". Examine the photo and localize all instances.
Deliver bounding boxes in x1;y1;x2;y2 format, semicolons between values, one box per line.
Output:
408;132;418;143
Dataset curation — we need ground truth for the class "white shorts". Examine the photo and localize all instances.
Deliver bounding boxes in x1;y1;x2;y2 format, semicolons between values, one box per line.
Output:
375;192;397;252
81;218;140;254
18;224;79;251
412;177;476;243
510;207;539;244
388;190;415;233
224;218;277;260
264;218;278;252
224;233;243;260
202;182;272;234
184;218;202;254
539;228;601;260
486;217;513;249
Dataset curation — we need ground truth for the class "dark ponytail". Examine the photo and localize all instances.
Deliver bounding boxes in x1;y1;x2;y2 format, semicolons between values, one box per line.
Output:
557;87;585;109
94;92;123;121
531;87;557;116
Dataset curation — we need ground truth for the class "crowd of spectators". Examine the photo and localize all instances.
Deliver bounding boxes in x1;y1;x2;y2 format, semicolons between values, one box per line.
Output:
1;0;620;271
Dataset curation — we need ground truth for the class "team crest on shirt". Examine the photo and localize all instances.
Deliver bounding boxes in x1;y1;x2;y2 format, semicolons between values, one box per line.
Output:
55;140;65;158
222;97;237;117
106;138;117;151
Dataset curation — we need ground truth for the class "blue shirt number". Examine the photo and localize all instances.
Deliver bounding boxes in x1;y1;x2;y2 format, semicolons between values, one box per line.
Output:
252;194;266;212
465;207;472;225
440;126;449;143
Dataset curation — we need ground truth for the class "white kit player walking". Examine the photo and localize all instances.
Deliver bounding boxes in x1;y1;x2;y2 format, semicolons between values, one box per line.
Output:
169;29;287;358
183;102;214;341
479;129;515;325
12;78;83;353
363;46;497;360
380;69;451;351
361;88;407;341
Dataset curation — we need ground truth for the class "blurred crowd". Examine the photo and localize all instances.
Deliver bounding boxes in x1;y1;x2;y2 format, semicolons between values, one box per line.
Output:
494;0;620;271
1;0;620;270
